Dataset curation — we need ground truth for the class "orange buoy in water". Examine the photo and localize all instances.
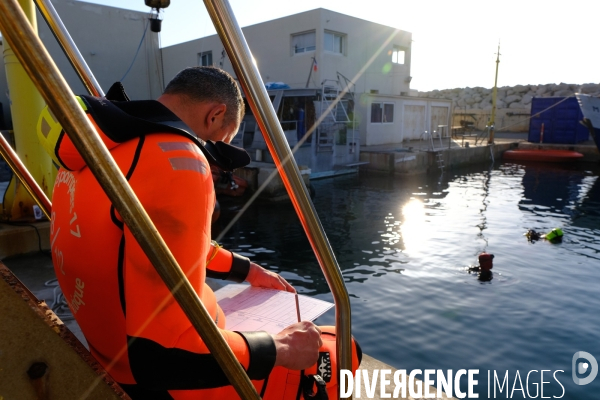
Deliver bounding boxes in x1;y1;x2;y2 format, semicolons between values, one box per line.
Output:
478;253;494;271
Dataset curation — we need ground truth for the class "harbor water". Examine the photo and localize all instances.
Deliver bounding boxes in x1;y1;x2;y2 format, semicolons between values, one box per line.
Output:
215;161;600;399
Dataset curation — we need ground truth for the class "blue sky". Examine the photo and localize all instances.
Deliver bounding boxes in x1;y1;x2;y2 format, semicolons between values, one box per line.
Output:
84;0;599;92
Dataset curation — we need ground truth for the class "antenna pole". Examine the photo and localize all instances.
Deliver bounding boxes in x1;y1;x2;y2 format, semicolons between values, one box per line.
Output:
305;57;315;88
489;42;500;144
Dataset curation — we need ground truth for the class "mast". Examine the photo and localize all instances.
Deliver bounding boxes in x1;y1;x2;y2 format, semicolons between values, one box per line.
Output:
488;43;500;144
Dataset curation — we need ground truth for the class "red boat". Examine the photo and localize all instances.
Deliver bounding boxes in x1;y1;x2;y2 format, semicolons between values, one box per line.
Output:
502;149;584;163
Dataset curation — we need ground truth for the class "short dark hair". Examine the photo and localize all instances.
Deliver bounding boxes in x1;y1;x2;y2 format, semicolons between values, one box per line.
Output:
164;67;243;126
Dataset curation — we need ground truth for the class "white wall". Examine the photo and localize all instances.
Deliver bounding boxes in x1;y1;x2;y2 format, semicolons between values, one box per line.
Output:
0;0;162;128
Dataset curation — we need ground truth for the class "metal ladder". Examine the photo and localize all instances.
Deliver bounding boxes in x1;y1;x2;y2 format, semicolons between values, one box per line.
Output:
317;77;356;153
435;151;445;170
420;130;445;170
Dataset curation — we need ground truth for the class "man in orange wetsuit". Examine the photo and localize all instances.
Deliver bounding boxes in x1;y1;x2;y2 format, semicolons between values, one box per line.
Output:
49;67;360;399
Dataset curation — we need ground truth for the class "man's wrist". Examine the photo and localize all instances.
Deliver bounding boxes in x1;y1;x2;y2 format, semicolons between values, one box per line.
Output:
236;331;276;379
227;252;250;282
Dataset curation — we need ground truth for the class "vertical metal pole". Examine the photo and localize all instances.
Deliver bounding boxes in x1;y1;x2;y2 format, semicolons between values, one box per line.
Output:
33;0;104;97
0;133;51;219
203;0;353;388
305;57;314;88
2;0;53;219
352;97;356;155
488;43;500;144
0;2;260;399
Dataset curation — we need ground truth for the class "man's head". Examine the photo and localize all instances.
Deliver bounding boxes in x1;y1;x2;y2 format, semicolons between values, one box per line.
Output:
158;67;244;143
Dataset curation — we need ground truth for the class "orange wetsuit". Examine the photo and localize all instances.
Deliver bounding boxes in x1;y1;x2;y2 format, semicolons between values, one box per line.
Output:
47;94;361;400
49;96;274;399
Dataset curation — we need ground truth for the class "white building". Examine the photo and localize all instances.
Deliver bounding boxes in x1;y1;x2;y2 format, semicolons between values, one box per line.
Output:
163;8;451;150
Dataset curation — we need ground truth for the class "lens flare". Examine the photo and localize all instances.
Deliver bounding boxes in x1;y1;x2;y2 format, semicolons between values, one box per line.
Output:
382;62;392;74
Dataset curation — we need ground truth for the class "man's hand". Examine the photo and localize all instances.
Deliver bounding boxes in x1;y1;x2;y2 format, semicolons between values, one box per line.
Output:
246;262;295;293
273;321;322;370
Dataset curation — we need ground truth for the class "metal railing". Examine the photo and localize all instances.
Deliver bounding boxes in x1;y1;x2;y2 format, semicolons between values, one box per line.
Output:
33;0;104;97
204;0;353;385
0;133;51;219
0;0;103;222
0;0;353;397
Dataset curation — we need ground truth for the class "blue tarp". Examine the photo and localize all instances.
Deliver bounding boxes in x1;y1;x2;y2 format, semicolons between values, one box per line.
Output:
264;82;290;90
528;97;589;144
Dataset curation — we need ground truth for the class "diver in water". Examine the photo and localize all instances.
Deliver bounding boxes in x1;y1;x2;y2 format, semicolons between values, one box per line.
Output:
525;229;542;241
524;228;563;243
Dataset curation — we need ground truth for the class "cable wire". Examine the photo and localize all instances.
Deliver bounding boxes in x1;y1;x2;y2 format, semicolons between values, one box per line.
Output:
120;17;149;83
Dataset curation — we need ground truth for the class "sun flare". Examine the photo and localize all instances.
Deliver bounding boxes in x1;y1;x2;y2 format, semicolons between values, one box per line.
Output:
400;198;427;253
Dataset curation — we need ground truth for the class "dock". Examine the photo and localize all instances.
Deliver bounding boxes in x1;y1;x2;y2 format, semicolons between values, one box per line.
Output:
359;133;599;175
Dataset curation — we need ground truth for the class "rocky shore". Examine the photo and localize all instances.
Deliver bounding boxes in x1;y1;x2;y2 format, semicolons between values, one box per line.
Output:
415;82;600;111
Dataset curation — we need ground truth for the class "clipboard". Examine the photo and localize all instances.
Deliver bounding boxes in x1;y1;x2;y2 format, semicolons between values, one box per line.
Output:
214;284;334;334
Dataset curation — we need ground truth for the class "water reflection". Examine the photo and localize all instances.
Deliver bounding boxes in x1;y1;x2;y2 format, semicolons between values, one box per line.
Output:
215;161;600;398
216;163;600;293
214;172;456;293
571;174;600;230
400;199;426;253
519;164;586;218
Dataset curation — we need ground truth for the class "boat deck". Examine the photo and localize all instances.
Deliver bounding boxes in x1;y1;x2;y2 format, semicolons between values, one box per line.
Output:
1;251;457;399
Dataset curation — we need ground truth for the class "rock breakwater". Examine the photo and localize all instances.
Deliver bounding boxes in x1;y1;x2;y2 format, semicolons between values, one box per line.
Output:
416;82;600;111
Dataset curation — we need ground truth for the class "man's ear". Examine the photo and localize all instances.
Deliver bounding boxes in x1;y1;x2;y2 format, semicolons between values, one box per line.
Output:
206;103;227;130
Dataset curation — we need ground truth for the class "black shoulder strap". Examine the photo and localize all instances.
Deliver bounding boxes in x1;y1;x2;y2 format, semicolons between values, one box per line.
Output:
301;374;328;400
105;82;130;102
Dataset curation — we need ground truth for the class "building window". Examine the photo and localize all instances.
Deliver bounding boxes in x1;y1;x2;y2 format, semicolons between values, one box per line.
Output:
392;47;405;64
199;51;213;66
324;31;344;54
371;102;394;123
292;31;316;54
383;104;394;122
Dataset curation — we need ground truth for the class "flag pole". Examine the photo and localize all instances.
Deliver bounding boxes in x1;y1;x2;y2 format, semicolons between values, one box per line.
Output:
305;57;316;88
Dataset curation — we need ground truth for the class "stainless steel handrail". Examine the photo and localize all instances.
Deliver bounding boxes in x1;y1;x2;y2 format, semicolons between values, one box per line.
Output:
0;133;51;219
0;2;259;398
204;0;353;385
33;0;105;97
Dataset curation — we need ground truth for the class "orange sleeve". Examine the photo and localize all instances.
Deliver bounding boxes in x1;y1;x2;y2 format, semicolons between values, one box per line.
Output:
206;245;250;282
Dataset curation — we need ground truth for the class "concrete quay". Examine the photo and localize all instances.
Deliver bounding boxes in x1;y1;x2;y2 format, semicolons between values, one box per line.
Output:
360;143;513;175
359;137;513;175
359;133;599;175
